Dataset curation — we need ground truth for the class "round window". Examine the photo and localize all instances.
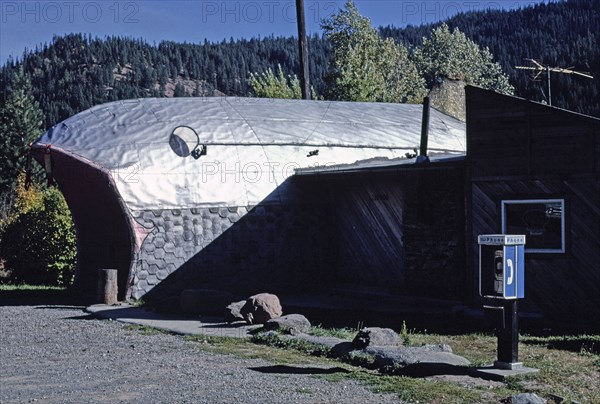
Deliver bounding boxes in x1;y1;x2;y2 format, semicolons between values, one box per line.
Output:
169;126;206;159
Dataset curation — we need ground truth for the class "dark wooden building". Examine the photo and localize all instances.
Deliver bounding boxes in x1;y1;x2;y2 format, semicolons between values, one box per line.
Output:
466;86;600;327
296;157;467;302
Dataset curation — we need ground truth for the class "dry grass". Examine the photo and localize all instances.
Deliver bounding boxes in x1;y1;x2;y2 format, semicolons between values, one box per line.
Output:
411;332;600;403
184;330;600;403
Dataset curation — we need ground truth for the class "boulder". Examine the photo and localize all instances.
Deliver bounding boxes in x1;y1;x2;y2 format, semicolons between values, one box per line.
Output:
352;327;400;348
224;300;246;323
240;293;282;324
508;393;546;404
264;314;311;335
365;344;470;375
179;289;237;316
331;341;358;358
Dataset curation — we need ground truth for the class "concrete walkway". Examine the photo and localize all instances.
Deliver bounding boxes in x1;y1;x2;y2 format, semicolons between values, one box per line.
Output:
86;304;260;338
86;303;539;381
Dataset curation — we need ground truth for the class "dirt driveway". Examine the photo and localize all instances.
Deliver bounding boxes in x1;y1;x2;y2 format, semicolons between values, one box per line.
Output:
0;303;402;403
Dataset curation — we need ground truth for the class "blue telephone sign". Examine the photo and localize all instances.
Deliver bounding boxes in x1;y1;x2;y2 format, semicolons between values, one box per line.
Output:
478;235;525;299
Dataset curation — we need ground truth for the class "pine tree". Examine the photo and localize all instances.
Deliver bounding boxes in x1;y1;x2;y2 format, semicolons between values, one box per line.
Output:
173;82;186;97
0;70;44;199
249;65;303;99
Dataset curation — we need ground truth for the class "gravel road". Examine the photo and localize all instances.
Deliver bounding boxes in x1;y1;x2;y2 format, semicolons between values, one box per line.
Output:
0;304;402;403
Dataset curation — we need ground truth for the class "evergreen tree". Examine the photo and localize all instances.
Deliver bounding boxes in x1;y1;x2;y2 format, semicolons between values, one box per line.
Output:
322;0;426;103
249;65;303;99
173;82;187;97
1;0;598;122
0;70;44;200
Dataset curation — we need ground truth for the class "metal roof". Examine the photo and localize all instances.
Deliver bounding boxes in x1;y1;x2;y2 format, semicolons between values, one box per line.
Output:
35;97;466;209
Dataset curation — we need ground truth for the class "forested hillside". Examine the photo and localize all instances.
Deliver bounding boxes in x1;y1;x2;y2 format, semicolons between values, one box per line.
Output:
0;34;331;129
1;0;598;131
381;0;600;117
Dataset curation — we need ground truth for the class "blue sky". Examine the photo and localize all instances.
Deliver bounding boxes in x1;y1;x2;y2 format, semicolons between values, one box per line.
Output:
1;0;550;65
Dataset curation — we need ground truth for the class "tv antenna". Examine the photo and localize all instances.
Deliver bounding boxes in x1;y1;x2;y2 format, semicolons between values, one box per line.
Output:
515;58;594;106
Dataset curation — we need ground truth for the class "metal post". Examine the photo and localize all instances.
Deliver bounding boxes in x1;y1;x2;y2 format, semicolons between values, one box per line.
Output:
296;0;311;100
495;300;521;369
416;97;430;163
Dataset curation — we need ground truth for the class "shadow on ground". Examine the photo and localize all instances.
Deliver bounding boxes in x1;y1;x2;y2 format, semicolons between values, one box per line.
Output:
0;288;92;307
521;336;600;355
249;365;350;375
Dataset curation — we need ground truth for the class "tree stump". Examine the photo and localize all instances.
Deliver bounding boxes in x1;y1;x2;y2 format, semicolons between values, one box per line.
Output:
97;269;118;305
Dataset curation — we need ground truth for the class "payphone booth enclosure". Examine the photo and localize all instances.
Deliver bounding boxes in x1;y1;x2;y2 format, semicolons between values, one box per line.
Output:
478;235;525;300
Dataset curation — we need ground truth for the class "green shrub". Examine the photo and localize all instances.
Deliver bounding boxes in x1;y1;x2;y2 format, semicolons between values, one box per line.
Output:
0;174;76;286
400;320;412;346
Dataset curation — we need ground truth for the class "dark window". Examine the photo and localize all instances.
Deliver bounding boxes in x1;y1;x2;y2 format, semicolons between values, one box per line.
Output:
501;199;565;253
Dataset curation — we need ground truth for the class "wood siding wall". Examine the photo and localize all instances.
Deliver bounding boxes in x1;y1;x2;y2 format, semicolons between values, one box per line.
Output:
466;87;600;326
310;164;466;300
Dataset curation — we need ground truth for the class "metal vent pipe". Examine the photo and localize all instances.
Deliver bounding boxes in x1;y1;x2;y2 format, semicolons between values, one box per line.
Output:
417;97;431;163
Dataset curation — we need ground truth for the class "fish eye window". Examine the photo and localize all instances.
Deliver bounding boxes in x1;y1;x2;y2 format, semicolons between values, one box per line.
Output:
169;126;206;159
501;199;565;253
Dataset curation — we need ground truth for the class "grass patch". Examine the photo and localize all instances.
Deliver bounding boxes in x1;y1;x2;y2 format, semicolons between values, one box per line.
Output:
0;283;86;306
186;334;246;345
308;325;357;340
123;324;170;336
407;332;600;402
186;333;340;366
129;298;145;307
123;319;600;403
521;334;600;355
319;370;504;403
295;387;313;394
251;332;333;357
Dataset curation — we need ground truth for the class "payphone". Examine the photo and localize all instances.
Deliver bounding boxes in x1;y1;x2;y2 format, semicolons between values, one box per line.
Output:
478;234;527;370
478;235;525;300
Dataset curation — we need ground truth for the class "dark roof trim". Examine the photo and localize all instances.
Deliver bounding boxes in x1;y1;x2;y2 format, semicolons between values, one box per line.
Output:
295;154;465;178
465;85;600;125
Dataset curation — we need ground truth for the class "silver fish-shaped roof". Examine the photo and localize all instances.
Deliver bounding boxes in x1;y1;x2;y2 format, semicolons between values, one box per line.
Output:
36;97;466;210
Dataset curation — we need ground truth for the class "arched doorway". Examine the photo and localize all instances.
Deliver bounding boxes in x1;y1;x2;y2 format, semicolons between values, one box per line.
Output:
33;147;134;300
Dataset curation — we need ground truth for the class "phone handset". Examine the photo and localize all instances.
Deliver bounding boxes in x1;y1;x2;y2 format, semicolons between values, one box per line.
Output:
506;259;514;286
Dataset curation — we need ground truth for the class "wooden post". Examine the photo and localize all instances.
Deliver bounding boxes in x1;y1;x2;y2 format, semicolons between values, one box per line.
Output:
296;0;311;100
97;269;118;305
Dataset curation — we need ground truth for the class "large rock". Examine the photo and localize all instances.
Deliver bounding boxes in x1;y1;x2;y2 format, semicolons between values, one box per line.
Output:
179;289;237;316
352;327;400;348
240;293;282;324
264;314;311;335
508;393;546;404
366;344;470;376
224;300;246;323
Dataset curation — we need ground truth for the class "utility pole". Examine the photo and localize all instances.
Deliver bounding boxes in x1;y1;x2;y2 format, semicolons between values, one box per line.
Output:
296;0;311;100
515;59;593;106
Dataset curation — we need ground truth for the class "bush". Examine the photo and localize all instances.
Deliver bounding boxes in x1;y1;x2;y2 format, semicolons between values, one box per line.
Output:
0;174;76;286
